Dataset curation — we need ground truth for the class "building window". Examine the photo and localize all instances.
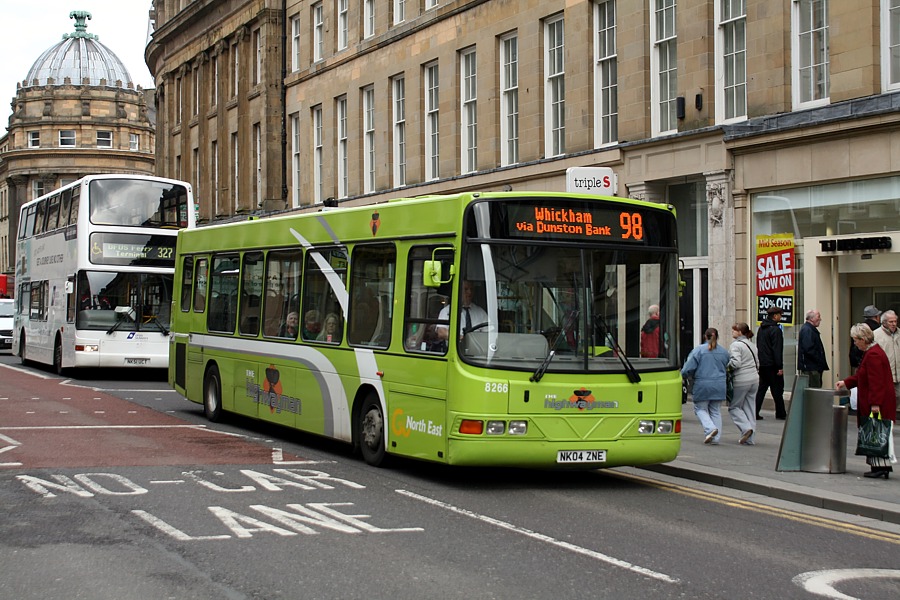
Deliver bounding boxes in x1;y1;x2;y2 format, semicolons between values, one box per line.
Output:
792;0;829;108
211;55;219;105
130;133;139;151
28;131;40;148
544;15;565;157
313;3;324;62
594;1;618;146
313;105;323;204
426;0;438;9
32;180;44;200
176;76;183;125
338;0;349;51
364;0;375;39
59;130;76;147
254;30;262;86
424;62;440;181
211;140;219;215
363;86;376;193
96;130;112;148
233;43;240;98
392;76;407;187
717;0;747;122
394;0;405;24
192;67;200;115
253;124;262;207
500;33;519;166
291;15;302;71
337;96;348;198
651;0;678;135
231;132;239;211
291;114;301;208
882;0;900;92
460;48;477;173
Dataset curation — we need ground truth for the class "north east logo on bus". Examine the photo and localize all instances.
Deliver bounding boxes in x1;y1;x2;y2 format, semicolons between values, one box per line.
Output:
391;408;443;437
246;365;302;415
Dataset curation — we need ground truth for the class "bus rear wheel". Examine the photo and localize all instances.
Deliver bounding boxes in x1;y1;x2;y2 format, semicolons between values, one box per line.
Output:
203;365;223;422
358;393;387;467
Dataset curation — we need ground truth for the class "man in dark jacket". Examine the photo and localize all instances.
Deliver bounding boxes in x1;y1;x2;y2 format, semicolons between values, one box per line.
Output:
755;305;786;419
798;308;829;388
849;305;881;372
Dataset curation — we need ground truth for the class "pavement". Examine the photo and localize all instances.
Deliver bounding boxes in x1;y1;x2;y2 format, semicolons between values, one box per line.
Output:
639;401;900;525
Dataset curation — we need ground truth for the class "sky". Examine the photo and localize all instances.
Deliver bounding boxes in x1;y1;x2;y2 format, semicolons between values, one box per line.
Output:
0;1;155;136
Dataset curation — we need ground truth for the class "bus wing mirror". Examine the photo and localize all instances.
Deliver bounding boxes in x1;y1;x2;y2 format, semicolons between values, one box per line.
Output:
423;260;455;288
65;281;74;294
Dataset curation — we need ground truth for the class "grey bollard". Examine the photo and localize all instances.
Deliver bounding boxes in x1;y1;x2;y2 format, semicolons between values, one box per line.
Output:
800;388;847;473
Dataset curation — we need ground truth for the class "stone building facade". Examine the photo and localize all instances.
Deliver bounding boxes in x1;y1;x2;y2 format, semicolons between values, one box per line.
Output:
148;0;900;385
0;10;156;280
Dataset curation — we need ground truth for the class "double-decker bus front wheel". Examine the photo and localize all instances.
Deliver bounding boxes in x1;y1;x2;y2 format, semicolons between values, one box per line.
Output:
203;364;223;422
358;393;386;467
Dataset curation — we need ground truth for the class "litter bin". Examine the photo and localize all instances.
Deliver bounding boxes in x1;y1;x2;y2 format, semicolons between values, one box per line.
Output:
800;388;848;473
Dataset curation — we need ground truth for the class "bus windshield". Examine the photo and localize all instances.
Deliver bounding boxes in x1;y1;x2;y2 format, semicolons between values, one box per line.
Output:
75;271;173;333
89;178;191;228
460;244;678;373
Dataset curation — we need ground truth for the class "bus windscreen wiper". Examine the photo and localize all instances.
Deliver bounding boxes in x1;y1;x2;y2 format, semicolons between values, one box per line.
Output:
146;315;169;336
593;312;641;383
531;310;579;383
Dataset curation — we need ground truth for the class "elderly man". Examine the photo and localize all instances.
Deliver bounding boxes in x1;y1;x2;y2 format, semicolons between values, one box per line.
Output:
873;309;900;410
798;309;829;388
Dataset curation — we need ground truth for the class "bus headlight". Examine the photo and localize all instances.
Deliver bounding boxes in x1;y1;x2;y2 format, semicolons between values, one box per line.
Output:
76;344;99;353
657;420;675;434
508;421;527;435
486;421;506;435
638;420;656;434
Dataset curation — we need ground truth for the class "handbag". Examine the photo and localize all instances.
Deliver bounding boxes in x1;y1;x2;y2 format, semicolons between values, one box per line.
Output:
725;367;734;405
855;412;891;458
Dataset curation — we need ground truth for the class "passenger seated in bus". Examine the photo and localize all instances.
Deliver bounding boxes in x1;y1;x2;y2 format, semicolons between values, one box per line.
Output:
302;309;321;340
437;280;488;342
279;311;299;338
316;313;342;343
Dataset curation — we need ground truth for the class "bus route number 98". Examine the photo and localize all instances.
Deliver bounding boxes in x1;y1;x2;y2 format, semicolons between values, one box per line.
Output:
485;382;509;393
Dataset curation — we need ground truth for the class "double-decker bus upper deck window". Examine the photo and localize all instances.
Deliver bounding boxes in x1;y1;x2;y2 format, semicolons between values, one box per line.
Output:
46;194;61;231
90;179;190;228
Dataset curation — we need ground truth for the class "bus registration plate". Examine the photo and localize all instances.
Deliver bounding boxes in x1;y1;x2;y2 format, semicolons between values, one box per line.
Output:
125;358;150;365
557;450;606;464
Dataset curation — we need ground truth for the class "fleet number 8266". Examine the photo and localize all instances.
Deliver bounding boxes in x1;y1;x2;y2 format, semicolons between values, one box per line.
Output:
484;382;509;393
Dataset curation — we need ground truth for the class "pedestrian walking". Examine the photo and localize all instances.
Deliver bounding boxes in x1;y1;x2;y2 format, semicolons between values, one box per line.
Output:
798;308;829;388
835;323;897;479
755;305;787;420
728;322;759;445
681;328;731;445
873;309;900;413
850;305;881;372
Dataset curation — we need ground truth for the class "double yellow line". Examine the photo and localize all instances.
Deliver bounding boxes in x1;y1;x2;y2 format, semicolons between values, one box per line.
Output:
614;471;900;545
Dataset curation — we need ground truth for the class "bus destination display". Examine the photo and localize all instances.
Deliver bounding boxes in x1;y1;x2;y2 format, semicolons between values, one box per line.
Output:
90;232;176;267
506;203;645;242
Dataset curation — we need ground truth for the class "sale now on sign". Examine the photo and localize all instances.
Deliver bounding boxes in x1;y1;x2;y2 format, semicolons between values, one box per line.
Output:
756;234;795;325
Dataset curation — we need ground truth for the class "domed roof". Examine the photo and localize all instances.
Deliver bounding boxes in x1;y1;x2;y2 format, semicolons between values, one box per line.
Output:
22;10;133;89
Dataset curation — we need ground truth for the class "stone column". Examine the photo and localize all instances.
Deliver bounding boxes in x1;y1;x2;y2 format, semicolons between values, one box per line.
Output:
705;170;735;334
625;181;667;204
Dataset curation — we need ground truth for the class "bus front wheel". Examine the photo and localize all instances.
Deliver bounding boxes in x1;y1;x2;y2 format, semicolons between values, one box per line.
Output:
203;365;223;422
53;338;65;376
18;334;26;365
358;394;387;467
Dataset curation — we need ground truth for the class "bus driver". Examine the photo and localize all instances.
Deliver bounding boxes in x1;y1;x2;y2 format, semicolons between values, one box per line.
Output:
436;280;488;342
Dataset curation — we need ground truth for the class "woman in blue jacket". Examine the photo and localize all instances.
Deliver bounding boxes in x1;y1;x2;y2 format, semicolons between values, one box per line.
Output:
682;328;731;444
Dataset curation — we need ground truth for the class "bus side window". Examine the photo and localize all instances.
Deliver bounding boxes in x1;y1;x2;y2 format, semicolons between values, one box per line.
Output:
208;255;239;333
180;257;194;312
239;252;263;336
348;244;395;348
263;250;301;337
193;258;208;313
404;246;452;354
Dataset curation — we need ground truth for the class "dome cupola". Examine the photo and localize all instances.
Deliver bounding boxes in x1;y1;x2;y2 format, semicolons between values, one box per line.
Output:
22;10;133;89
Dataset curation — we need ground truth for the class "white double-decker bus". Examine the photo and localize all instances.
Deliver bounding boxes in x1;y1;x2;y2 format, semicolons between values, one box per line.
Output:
13;174;195;373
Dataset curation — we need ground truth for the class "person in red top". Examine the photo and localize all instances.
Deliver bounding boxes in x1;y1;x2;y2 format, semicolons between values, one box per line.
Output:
640;304;663;358
836;323;897;479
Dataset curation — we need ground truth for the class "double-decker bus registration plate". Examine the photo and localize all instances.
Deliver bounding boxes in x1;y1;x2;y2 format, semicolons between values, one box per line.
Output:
557;450;607;463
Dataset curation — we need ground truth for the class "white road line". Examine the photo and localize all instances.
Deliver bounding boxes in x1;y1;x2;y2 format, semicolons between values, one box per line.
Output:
794;569;900;600
396;489;680;584
0;424;209;431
